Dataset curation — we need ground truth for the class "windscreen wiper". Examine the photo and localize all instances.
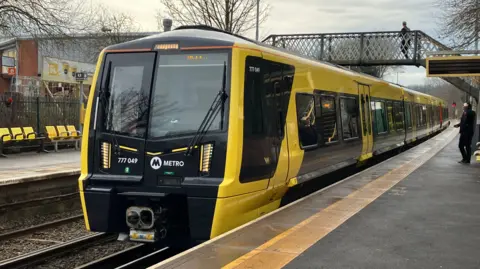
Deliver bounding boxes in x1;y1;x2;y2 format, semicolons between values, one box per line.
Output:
185;62;228;156
99;61;120;155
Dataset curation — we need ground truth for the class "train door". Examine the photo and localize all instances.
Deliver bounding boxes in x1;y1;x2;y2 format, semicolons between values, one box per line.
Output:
262;57;294;189
411;103;417;140
439;105;443;128
239;54;292;191
358;83;374;159
404;92;415;143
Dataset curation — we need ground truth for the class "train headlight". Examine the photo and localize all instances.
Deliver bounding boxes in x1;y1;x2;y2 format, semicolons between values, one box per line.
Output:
126;210;140;228
200;143;214;175
101;142;111;169
126;207;155;229
140;209;154;228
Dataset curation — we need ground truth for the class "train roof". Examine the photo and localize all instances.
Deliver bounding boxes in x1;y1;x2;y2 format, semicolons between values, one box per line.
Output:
105;25;446;104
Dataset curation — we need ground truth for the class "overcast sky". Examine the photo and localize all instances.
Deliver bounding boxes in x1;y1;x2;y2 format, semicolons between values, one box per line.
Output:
99;0;445;86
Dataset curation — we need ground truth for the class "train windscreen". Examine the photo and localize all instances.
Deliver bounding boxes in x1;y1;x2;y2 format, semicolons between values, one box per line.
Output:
100;52;155;138
148;52;229;138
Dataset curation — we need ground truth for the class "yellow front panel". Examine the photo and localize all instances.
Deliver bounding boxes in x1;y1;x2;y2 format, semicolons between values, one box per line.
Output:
211;47;270;238
217;47;269;198
78;49;106;231
210;190;282;238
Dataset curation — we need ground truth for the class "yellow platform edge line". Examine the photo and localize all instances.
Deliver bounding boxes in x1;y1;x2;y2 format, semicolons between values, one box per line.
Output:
222;129;457;269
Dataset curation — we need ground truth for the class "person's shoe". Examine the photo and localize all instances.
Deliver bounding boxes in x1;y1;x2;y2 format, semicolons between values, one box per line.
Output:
458;160;466;163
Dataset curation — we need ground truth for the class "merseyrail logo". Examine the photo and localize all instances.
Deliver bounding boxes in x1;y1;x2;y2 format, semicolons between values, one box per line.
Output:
150;157;162;170
150;156;185;170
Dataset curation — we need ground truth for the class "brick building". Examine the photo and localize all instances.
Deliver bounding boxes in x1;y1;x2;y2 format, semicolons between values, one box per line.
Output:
0;32;159;96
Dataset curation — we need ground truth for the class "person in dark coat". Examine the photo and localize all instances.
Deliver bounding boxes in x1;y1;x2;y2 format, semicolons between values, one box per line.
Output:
399;21;411;59
454;103;476;164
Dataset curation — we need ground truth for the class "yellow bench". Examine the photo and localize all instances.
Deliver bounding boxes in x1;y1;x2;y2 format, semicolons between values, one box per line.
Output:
45;125;82;152
0;127;46;157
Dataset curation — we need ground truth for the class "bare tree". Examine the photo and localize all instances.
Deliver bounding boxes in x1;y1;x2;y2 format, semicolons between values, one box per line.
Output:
36;5;148;65
93;5;143;45
408;77;466;117
0;0;94;37
157;0;270;35
436;0;480;49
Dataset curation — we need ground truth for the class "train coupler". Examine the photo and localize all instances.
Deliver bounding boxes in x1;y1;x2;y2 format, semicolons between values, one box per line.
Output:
129;229;157;243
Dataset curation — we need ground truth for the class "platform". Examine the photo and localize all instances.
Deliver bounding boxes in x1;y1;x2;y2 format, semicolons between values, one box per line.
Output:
0;150;80;185
148;126;480;269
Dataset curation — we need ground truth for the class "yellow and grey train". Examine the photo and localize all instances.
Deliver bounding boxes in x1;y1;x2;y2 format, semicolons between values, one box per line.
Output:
78;25;450;246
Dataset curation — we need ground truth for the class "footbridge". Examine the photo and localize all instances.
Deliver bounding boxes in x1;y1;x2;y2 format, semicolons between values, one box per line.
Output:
262;30;479;100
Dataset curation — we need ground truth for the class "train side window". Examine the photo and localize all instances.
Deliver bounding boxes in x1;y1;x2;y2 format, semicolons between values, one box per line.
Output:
415;104;422;128
416;104;422;127
240;56;295;183
421;105;427;126
373;101;388;134
313;94;324;143
296;93;318;148
431;105;435;125
320;95;338;143
370;101;377;134
433;106;436;124
386;101;395;132
243;71;266;136
405;102;412;129
340;97;360;139
393;102;404;131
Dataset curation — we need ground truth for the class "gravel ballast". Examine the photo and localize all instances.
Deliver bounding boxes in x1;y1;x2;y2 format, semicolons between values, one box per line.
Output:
0;209;83;234
30;240;140;269
0;219;90;261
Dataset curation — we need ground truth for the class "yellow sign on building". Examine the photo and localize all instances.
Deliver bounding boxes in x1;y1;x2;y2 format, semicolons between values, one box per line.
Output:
42;57;95;84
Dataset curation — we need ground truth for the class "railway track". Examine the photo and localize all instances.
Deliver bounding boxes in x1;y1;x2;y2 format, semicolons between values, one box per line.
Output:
0;192;79;211
0;214;83;241
75;245;174;269
0;233;116;269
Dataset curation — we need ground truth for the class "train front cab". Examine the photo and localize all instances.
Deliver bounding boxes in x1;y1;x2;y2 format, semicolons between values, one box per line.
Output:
78;39;242;246
78;37;312;246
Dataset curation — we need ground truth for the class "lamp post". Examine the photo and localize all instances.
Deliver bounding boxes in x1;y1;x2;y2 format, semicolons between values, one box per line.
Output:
255;0;259;41
396;71;405;84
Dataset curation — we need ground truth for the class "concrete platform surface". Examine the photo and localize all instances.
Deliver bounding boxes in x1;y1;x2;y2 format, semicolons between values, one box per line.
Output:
0;150;80;185
283;132;480;269
147;126;480;269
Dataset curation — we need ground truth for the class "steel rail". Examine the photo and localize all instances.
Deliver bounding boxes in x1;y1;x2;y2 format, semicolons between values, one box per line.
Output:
0;233;115;269
0;214;83;241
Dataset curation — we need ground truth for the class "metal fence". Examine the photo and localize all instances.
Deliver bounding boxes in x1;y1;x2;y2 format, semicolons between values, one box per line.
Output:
0;93;80;134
